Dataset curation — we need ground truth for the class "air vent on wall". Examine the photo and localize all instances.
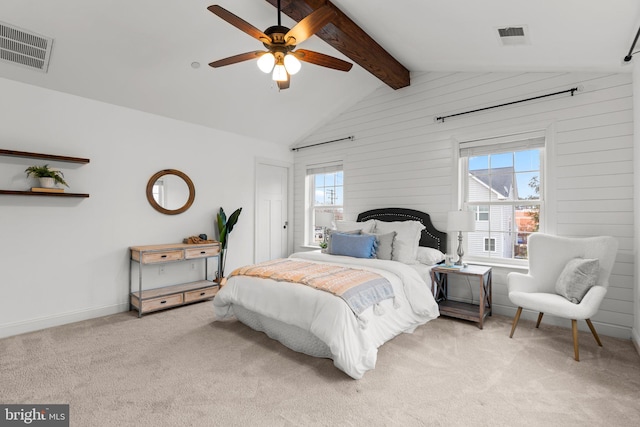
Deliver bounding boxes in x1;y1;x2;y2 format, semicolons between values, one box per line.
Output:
0;21;53;72
496;25;530;46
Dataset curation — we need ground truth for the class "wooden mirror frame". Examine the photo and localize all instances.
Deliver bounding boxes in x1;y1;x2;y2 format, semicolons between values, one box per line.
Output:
146;169;195;215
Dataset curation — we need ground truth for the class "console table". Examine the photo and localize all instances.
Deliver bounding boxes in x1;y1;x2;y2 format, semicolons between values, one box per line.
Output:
129;242;221;317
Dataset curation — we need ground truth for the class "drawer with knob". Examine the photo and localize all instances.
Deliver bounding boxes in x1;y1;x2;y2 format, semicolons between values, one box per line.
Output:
184;286;218;303
131;293;184;313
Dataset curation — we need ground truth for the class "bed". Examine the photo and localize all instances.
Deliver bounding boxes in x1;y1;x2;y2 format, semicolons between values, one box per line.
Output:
213;208;447;379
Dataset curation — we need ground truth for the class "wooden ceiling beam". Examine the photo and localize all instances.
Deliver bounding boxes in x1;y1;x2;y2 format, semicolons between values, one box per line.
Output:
265;0;410;89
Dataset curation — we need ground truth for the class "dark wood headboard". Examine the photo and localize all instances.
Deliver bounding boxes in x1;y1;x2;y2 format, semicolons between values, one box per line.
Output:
356;208;447;253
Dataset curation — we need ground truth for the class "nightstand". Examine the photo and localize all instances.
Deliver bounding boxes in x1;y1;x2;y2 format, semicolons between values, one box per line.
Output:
430;265;492;329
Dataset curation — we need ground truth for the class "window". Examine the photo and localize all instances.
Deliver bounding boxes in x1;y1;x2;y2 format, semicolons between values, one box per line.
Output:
475;205;489;221
459;132;545;263
306;163;343;245
152;179;165;207
484;237;496;252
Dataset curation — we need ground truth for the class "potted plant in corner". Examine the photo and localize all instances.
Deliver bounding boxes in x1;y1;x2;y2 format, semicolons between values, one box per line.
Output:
25;164;69;189
216;206;242;280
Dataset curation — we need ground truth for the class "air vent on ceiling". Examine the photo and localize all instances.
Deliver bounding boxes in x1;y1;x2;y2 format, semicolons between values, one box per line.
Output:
0;21;53;72
496;25;530;46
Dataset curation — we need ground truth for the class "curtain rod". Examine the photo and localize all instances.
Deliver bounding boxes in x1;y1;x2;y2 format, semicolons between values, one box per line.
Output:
435;87;578;123
291;136;354;152
624;24;640;62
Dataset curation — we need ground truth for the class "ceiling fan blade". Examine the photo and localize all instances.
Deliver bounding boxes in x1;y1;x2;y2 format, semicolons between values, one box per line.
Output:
284;6;335;46
208;51;265;68
207;5;271;43
292;49;353;72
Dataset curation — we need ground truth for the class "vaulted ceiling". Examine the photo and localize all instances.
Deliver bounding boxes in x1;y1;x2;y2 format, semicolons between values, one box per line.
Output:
1;0;638;146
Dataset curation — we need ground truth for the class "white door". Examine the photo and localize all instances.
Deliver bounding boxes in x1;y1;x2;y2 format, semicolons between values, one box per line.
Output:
255;161;289;263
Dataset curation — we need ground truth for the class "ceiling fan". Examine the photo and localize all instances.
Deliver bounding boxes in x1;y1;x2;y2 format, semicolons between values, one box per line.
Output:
207;1;353;90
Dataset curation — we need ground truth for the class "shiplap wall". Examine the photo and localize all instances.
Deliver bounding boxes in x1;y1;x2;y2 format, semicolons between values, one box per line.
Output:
292;71;634;339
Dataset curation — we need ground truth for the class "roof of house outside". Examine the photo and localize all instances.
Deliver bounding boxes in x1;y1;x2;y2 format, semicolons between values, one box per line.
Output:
469;167;515;199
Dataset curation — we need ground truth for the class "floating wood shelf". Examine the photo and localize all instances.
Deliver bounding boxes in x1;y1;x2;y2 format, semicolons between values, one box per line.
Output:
0;149;90;164
0;190;89;198
0;149;90;198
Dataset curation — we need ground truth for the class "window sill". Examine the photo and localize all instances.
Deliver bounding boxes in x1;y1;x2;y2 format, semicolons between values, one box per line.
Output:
466;259;529;271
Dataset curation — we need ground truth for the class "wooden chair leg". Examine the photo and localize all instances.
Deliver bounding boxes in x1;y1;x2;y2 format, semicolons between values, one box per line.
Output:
572;319;579;361
536;312;544;328
586;319;603;347
510;307;523;338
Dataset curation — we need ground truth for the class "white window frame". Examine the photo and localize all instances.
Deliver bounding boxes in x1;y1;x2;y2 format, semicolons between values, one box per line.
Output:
484;237;496;252
456;129;548;266
475;205;489;222
305;162;343;246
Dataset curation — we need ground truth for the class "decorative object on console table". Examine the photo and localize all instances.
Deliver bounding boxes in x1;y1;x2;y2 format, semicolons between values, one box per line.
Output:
129;242;222;317
216;207;242;279
431;265;492;329
447;210;475;266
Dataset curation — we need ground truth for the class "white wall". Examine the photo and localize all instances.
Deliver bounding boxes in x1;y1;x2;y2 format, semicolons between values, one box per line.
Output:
293;71;634;339
0;77;293;338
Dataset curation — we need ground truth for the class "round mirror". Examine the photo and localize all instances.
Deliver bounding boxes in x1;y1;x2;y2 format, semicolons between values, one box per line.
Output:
146;169;195;215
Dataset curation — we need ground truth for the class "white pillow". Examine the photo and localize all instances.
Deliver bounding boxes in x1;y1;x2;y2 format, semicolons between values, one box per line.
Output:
373;220;425;264
555;258;599;304
416;247;445;265
335;219;375;233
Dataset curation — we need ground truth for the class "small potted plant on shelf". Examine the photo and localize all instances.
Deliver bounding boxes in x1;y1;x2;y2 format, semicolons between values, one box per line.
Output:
25;164;69;188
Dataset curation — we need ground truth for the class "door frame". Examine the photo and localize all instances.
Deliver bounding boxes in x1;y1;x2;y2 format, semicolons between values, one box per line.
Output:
254;157;293;263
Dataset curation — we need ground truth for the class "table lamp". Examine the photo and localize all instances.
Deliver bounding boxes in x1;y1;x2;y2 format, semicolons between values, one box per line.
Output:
447;210;476;266
315;212;334;246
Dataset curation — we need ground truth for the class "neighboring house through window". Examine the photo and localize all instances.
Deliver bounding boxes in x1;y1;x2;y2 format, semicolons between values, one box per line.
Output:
458;131;545;264
306;163;343;246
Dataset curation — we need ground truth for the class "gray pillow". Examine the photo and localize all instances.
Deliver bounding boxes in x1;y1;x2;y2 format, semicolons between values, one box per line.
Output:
555;258;599;304
364;231;396;260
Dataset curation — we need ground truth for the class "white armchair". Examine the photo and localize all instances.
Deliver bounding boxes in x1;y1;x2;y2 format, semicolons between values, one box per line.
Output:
507;233;618;361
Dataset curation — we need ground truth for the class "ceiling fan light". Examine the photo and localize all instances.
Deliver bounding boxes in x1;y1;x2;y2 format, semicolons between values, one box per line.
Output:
257;52;275;73
272;64;288;81
284;54;301;75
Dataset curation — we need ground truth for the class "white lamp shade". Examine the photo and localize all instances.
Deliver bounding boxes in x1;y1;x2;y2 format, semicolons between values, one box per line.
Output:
257;52;275;73
447;210;476;232
284;54;301;75
315;212;334;228
272;64;288;81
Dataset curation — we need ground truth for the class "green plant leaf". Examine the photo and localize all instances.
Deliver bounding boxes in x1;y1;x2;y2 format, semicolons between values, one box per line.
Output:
226;208;242;234
24;164;69;187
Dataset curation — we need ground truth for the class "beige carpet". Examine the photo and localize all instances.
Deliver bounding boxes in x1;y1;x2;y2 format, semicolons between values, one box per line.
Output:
1;302;639;426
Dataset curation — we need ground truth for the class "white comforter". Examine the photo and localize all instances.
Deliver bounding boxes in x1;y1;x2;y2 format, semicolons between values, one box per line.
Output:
213;251;440;379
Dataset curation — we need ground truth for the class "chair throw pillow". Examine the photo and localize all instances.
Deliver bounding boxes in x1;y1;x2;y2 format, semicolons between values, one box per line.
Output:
555;258;599;304
328;233;377;259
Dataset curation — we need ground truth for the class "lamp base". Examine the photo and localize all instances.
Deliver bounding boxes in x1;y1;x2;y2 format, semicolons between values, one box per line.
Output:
455;231;464;266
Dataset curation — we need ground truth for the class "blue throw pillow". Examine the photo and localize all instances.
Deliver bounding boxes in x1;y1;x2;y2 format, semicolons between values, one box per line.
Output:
328;233;377;259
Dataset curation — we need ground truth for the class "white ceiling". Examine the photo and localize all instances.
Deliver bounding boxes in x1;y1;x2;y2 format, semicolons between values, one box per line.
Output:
1;0;639;146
